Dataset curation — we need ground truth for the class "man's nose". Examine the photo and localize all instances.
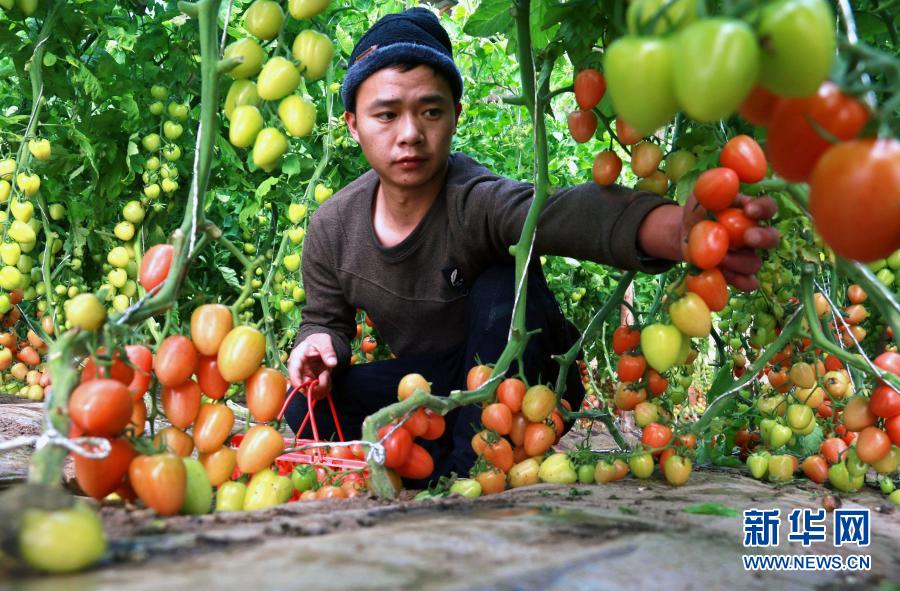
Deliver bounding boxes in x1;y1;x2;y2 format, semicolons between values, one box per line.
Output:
397;112;424;145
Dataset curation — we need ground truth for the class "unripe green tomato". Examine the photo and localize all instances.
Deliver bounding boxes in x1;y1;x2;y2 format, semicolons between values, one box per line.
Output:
244;243;256;254
16;254;32;274
161;178;178;193
168;102;190;121
288;0;330;19
145;156;161;171
163;144;182;161
0;243;20;266
251;279;262;288
229;105;264;149
287;203;307;224
224;80;260;120
252;127;288;170
142;133;161;152
144;184;161;199
151;84;169;100
108;268;127;289
163;120;183;141
113;294;130;312
291;30;334;81
278;95;316;137
224;38;265;79
293;286;305;302
70;259;82;271
257;57;301;101
279;299;294;313
114;221;135;241
66;293;106;331
121;280;137;298
244;0;284;40
149;101;164;115
0;266;22;290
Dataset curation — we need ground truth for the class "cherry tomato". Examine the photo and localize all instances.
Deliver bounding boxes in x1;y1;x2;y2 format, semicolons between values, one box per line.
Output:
631;142;663;178
720;135;767;183
69;379;133;436
617;354;646;382
801;454;829;484
74;437;134;500
641;422;672;454
217;325;266;382
615;116;644;145
139;244;174;292
199;446;237;487
129;453;186;516
196;355;230;399
422;409;445;440
842;396;877;432
592;150;622;186
819;437;848;464
395;443;433;479
466;364;492;390
870;384;900;419
739;85;780;126
81;348;133;385
154;335;198;388
685;269;728;312
693;167;739;212
497;378;526;413
154;426;194;457
574;68;606;110
856;427;891;464
236;424;284;474
483;437;514;472
193;403;235;454
125;344;153;400
687;220;729;270
715;208;755;249
522;385;556;422
246;367;287;423
524;422;555;456
567;110;597;143
482;402;513;435
378;424;413;469
190;303;234;356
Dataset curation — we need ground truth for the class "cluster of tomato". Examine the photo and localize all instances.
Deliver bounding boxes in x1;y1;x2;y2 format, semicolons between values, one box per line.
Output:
223;0;333;172
1;294;52;402
0;0;37;16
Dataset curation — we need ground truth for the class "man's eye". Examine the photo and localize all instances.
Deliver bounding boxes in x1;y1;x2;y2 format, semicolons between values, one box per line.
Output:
424;109;442;117
376;112;395;121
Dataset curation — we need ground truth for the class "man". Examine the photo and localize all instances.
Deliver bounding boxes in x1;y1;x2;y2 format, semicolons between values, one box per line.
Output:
285;7;778;481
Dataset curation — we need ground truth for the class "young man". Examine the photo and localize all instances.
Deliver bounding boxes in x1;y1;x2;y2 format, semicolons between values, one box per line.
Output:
285;8;779;481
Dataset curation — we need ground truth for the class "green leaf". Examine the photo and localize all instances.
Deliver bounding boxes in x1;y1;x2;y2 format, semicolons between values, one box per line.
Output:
218;266;242;291
255;176;280;199
335;24;355;56
795;425;824;458
464;0;514;38
706;361;735;400
683;503;738;517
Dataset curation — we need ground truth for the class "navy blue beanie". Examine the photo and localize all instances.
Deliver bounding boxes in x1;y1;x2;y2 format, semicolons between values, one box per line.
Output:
342;7;463;112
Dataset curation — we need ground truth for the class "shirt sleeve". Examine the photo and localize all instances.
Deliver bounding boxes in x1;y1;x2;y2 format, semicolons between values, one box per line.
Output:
293;214;355;367
459;174;677;274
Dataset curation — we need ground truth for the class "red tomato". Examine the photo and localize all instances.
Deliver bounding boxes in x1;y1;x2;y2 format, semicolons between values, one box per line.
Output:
568;110;597;143
574;68;606;110
801;455;828;484
874;351;900;377
870;384;900;419
139;244;175;292
617;354;646;383
196;356;230;399
475;467;507;495
887;414;900;446
615;116;643;145
246;367;287;423
361;335;377;354
641;422;672;455
823;354;843;372
647;369;668;396
693;168;739;212
395;443;433;480
125;345;153;400
767;82;869;182
738;85;780;127
81;348;134;385
856;427;891;464
129;453;186;516
720;135;767;183
422;409;445;440
192;404;235;454
819;437;847;464
378;424;413;469
160;379;202;429
73;437;134;500
466;365;492;390
808;138;900;262
497;378;526;413
612;325;641;355
482;403;513;436
592;150;622;186
523;422;555;456
69;379;133;436
687;220;729;270
483;437;514;472
715;208;756;249
508;413;528;447
841;396;876;432
235;425;284;474
154;335;198;387
404;408;429;438
190;303;233;356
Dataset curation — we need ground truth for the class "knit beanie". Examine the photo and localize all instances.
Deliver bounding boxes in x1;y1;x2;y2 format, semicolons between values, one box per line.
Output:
342;7;463;112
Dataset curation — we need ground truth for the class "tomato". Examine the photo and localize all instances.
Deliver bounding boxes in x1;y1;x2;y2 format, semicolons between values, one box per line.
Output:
129;453;186;516
819;437;848;464
74;437;134;500
574;68;606;110
161;379;202;429
224;79;259;120
252;127;289;170
714;208;755;249
484;438;515;474
767;454;796;482
567;110;597;143
290;464;317;493
190;304;233;356
154;335;198;387
841;395;877;432
612;325;641;355
687;220;729;270
69;379;132;436
481;402;513;435
873;446;900;475
629;452;654;478
523;422;555;456
801;454;828;484
180;458;213;515
154;426;195;457
828;461;863;492
243;0;283;40
378;424;412;469
671;19;759;122
276;94;317;138
786;403;815;432
196;355;230;399
739;85;781;127
291;30;334;81
604;37;676;135
397;372;430;401
396;443;434;480
130;398;147;436
217;325;266;382
471;429;491;456
641;422;672;454
422;409;445;440
229;105;264;148
192;403;235;454
449;478;482;497
19;503;106;574
758;0;835;97
617;354;646;382
315;485;347;500
404;408;429;438
125;344;153;400
66;293;106;331
497;378;526;413
684;269;728;312
81;348;133;385
614;382;647;410
224;38;264;79
626;0;697;34
138;243;175;293
663;454;692;486
809;138;900;261
508;413;528;447
199;446;237;487
521;384;556;422
669;292;711;338
720;135;766;183
874;351;900;378
288;0;329;19
246;367;287;423
870;384;900;419
235;425;283;474
664;150;697;182
888;415;900;446
647;369;668;396
693;168;738;212
361;335;378;354
594;461;618;483
856;427;891;464
592;150;622;186
474;467;506;495
615;116;644;145
747;452;769;479
630;142;663;178
767;82;870;183
256;56;301;101
640;323;682;373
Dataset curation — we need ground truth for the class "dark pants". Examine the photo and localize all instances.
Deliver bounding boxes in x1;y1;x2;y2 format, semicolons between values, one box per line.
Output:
285;264;585;484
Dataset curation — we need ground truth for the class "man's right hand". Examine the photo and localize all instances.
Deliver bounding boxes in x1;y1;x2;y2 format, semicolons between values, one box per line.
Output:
287;333;338;399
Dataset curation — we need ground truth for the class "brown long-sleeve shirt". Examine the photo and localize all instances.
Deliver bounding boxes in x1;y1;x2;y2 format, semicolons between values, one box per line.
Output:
295;152;675;366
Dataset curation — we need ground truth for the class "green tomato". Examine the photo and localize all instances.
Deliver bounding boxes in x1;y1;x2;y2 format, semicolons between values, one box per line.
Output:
141;133;161;152
224;38;265;79
671;19;759;122
845;448;869;478
287;227;305;244
162;144;182;162
168;102;190;121
181;458;213;515
0;242;20;266
629;452;655;479
278;95;316;137
828;461;864;492
767;454;795;482
11;198;34;222
224;80;260;120
19;503;106;573
664;150;697;182
747;453;769;480
876;268;895;287
577;463;596;484
49;203;65;221
274;474;293;504
538;453;578;484
887;249;900;271
288;0;329;19
291;30;334;81
880;477;895;495
252;128;288;170
123;200;145;224
627;0;697;35
151;84;169;100
0;266;22;290
243;469;283;511
216;481;247;512
449;478;482;498
769;423;793;449
890;490;900;506
229;105;264;149
163;120;183;141
604;36;677;135
757;0;835;97
244;0;284;41
786;404;814;432
291;465;318;492
257;57;301;101
288;203;308;224
640;323;683;373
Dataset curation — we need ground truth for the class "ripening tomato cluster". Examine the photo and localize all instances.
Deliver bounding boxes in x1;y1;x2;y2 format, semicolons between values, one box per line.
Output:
223;0;335;172
0;296;52;401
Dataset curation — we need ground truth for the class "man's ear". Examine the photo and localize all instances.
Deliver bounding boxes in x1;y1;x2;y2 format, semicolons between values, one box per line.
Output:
344;111;360;143
454;102;462;123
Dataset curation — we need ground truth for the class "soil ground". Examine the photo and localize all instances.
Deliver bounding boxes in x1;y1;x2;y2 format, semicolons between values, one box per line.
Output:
1;401;898;591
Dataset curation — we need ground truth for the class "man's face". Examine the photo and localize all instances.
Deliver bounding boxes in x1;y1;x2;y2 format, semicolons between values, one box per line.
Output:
345;65;461;192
